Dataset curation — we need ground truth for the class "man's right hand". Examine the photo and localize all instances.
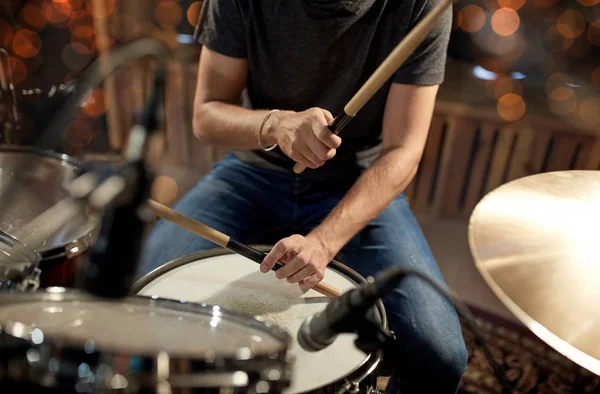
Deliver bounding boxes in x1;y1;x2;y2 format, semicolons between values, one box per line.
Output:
261;108;342;169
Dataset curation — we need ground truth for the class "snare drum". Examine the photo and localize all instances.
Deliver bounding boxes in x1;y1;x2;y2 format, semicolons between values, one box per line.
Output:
0;288;292;393
0;146;100;287
132;247;388;394
0;231;41;291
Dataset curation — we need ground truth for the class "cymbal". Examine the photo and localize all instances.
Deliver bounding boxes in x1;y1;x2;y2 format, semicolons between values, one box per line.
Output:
469;170;600;376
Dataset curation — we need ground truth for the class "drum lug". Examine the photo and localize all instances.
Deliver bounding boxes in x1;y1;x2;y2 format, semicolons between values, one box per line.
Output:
336;380;361;394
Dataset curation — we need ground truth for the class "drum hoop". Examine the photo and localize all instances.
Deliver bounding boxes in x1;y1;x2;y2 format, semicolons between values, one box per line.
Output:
0;288;292;389
0;230;41;291
0;145;102;259
131;246;389;391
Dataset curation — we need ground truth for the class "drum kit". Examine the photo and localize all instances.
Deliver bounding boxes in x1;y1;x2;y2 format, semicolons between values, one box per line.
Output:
0;1;599;394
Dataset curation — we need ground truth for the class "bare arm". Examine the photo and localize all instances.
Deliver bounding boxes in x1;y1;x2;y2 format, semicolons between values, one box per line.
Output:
193;47;341;168
261;83;439;287
192;47;266;149
309;83;438;255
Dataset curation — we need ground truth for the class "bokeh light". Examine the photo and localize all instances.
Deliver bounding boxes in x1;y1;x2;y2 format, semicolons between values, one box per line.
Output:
576;0;600;6
21;4;47;31
556;10;586;39
187;1;202;27
459;5;486;33
497;0;526;10
578;98;600;126
152;176;179;205
42;0;72;25
155;1;183;28
497;93;526;121
587;20;600;46
12;29;42;59
81;89;108;117
491;8;520;36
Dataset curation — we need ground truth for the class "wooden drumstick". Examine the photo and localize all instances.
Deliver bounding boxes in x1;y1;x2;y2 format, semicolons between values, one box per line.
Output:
293;0;454;174
147;199;340;299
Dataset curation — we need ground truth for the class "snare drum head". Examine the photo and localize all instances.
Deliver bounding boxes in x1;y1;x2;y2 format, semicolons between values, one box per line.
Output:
0;290;288;358
0;149;99;256
135;249;384;393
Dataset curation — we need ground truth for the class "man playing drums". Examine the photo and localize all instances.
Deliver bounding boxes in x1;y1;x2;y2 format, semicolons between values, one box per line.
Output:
139;0;467;392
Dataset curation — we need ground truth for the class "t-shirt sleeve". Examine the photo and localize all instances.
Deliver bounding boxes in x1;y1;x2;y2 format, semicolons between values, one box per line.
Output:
197;0;247;58
393;0;452;85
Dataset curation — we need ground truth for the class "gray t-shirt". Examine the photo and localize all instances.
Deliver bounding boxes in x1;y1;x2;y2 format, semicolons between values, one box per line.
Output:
199;0;451;190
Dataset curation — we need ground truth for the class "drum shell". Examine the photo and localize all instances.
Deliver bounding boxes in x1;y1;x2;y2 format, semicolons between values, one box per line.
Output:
132;246;388;394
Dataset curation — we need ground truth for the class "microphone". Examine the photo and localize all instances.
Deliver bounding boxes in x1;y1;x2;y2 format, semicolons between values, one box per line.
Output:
297;267;411;352
80;69;164;298
298;279;384;352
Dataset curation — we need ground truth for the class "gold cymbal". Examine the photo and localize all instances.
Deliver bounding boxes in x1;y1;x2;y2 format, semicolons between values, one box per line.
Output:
469;170;600;376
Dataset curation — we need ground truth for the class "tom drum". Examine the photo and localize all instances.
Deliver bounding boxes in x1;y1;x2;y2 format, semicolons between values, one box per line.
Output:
0;146;100;287
132;247;388;394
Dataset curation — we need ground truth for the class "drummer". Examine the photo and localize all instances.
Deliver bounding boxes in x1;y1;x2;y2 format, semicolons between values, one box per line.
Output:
139;0;467;392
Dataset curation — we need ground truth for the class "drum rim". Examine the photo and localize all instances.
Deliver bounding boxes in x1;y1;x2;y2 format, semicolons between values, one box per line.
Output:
0;287;292;389
0;145;101;259
0;230;41;291
0;286;292;351
131;246;389;393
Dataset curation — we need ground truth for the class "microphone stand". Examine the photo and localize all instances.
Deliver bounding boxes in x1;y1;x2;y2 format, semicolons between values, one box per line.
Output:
76;68;164;298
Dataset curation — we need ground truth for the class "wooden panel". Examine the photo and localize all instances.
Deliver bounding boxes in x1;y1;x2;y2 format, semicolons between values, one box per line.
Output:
484;126;516;195
430;117;463;217
505;126;535;182
525;130;552;175
573;138;600;170
545;134;580;172
461;123;497;220
164;62;193;166
413;115;446;213
439;119;478;218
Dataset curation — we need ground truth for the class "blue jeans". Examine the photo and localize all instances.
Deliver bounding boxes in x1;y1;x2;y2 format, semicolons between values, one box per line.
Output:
138;153;467;393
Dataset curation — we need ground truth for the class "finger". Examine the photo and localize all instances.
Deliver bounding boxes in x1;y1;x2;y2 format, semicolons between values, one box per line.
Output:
275;252;309;280
287;264;316;284
261;239;295;272
288;148;320;169
321;109;334;125
306;127;332;162
296;140;325;168
315;122;342;150
299;272;323;289
312;112;342;150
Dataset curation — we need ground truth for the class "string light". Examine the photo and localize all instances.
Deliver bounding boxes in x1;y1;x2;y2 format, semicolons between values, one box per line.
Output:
497;93;526;121
459;5;486;33
556;10;586;39
187;1;202;27
491;8;520;36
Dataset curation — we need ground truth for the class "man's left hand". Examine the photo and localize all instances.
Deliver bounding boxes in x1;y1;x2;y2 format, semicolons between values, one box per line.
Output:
260;234;334;289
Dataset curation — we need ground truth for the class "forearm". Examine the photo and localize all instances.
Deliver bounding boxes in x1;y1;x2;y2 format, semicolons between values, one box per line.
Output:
193;101;274;149
310;146;420;256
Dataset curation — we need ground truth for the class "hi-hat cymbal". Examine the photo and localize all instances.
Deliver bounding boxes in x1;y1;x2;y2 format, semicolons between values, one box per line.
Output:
469;170;600;376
